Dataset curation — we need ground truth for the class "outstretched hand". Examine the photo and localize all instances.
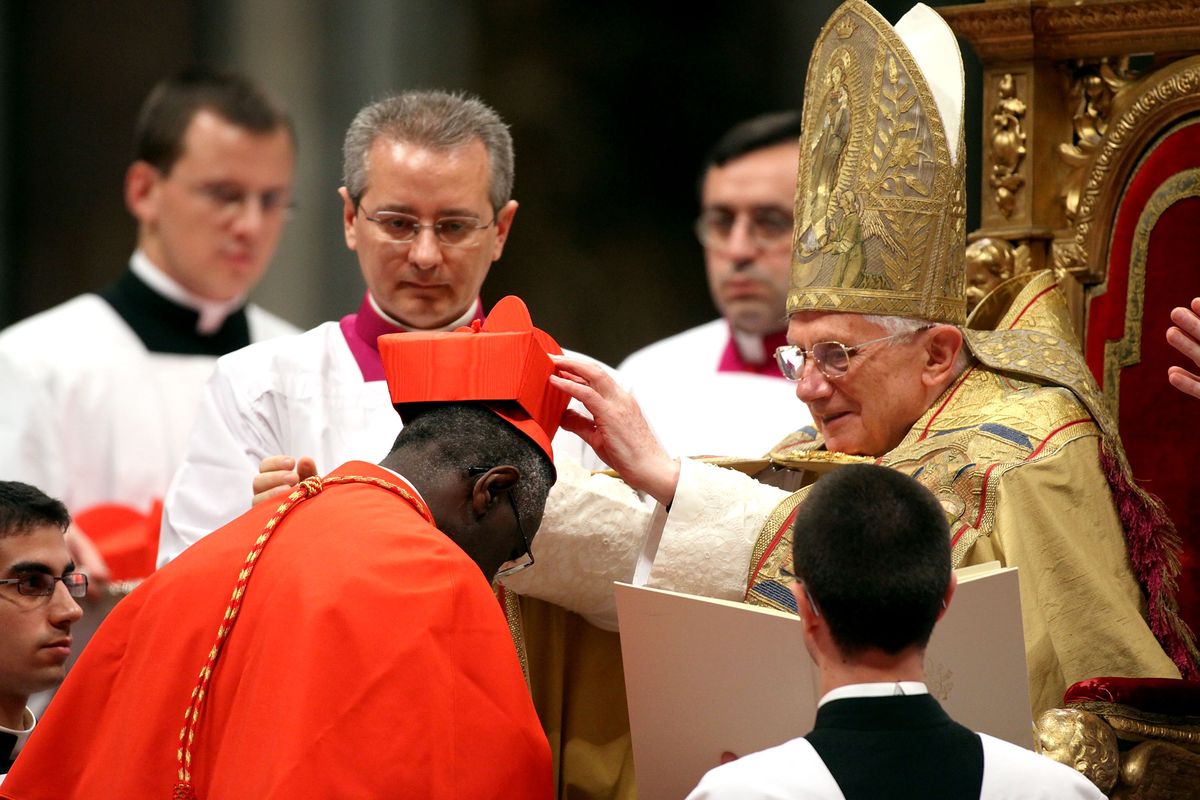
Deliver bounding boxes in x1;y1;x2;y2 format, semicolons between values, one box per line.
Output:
550;356;680;507
252;455;319;507
1167;297;1200;400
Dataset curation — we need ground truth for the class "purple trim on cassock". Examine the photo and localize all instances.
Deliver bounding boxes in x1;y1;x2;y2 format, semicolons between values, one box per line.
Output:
339;293;485;381
716;325;790;378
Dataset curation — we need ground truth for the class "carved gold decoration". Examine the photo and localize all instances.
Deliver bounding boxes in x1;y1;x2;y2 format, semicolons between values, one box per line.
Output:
1102;167;1200;416
1065;56;1200;277
941;1;1200;62
990;74;1027;218
1115;740;1200;800
965;237;1031;311
1058;58;1138;226
1035;708;1120;794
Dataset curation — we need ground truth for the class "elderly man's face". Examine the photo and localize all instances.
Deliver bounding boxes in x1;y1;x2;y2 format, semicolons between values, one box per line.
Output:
0;526;83;714
341;137;516;329
700;141;799;336
787;311;934;456
128;109;295;302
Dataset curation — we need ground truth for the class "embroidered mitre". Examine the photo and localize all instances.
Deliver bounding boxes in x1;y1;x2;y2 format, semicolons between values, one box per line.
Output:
788;1;967;324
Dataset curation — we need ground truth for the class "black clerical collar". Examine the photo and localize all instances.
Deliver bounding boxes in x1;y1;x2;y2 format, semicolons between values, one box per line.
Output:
100;267;251;356
1;729;15;771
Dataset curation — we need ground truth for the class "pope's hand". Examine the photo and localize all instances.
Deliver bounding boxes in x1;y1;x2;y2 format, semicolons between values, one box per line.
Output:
550;356;680;507
1167;297;1200;400
252;455;318;506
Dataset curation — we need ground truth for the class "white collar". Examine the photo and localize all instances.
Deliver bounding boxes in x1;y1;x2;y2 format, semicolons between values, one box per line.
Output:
130;250;247;335
374;464;426;506
731;326;767;364
818;681;928;708
0;707;35;759
367;293;479;333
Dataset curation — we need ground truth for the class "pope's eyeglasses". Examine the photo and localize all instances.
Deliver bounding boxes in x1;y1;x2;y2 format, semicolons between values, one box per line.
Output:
774;325;933;380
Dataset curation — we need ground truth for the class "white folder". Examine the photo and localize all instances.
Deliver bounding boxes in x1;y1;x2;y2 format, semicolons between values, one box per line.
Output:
614;563;1031;800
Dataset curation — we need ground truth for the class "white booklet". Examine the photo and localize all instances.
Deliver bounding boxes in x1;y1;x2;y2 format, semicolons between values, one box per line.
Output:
614;562;1031;800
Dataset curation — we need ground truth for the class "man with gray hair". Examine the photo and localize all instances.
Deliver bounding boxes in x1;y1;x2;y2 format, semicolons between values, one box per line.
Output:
157;90;636;799
160;89;534;557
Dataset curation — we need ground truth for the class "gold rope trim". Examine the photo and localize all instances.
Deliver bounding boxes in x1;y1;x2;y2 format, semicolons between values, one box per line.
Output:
173;474;429;797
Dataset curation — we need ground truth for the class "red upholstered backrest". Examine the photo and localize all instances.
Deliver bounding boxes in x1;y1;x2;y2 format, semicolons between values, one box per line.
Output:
1085;120;1200;637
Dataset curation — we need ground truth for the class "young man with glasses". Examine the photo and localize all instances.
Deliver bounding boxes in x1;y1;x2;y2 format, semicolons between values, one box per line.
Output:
619;112;813;456
0;68;298;586
0;482;83;784
2;300;561;798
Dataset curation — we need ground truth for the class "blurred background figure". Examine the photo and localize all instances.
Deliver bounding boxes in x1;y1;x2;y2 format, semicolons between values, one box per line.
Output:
620;111;813;457
0;67;297;587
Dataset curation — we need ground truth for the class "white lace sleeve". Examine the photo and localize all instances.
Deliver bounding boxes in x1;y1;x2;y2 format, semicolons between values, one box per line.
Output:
501;457;652;631
647;458;788;601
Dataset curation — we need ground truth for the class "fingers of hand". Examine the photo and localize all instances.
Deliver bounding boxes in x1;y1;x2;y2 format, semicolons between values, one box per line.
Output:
297;456;319;480
252;468;298;493
252;482;297;508
553;357;615;393
560;408;599;437
258;454;296;473
1167;366;1200;400
1167;325;1200;366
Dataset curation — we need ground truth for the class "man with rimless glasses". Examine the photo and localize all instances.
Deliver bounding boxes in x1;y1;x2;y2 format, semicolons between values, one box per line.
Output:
158;90;634;799
619;112;813;457
0;482;83;784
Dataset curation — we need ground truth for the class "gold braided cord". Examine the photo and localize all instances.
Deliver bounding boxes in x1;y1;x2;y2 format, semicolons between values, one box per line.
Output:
174;474;429;797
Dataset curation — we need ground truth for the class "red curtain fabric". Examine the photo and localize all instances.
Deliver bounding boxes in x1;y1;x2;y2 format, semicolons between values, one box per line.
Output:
1086;121;1200;636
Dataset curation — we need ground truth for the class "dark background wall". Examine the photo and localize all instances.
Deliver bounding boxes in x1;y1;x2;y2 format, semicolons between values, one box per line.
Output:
0;1;980;366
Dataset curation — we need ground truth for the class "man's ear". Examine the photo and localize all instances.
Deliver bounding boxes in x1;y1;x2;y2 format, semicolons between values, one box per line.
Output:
124;161;162;223
338;187;359;252
921;324;965;389
790;582;821;633
490;200;519;262
936;571;957;622
468;465;521;517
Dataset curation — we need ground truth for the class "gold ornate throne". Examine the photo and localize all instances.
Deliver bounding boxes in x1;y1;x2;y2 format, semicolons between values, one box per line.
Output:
941;1;1200;796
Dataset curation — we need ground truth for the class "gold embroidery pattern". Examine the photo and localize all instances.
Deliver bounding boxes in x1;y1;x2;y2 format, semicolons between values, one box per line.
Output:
1103;165;1200;415
1061;56;1200;277
788;0;966;325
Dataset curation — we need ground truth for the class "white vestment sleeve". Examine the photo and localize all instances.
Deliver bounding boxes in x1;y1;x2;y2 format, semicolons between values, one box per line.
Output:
501;458;652;631
647;457;788;601
0;353;64;500
157;359;278;566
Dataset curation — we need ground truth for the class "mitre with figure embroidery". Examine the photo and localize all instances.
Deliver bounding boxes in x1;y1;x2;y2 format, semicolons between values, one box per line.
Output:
789;0;967;325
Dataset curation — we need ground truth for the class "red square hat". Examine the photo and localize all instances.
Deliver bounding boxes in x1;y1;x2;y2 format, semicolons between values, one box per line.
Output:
378;295;570;465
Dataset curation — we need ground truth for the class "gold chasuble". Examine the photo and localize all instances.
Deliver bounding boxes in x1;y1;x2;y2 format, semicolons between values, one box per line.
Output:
746;271;1195;715
742;0;1196;717
522;598;636;800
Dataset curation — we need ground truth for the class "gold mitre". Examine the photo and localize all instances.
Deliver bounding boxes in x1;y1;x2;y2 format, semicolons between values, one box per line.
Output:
788;1;967;324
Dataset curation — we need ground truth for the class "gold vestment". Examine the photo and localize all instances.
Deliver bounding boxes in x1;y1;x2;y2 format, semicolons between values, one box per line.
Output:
745;274;1193;715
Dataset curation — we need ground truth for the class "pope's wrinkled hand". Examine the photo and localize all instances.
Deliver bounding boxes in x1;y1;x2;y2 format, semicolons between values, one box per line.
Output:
550;356;680;507
252;454;319;507
1167;297;1200;400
